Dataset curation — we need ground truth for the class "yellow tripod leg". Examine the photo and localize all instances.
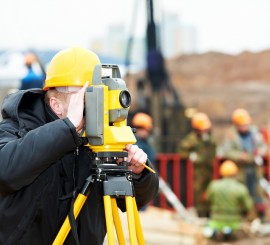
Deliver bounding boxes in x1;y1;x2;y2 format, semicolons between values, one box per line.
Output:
132;198;145;245
53;193;87;245
125;196;137;245
104;195;116;245
111;198;126;245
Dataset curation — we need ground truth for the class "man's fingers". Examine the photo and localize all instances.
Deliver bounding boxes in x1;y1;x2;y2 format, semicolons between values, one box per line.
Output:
132;149;146;166
82;81;89;92
67;81;89;131
128;146;147;166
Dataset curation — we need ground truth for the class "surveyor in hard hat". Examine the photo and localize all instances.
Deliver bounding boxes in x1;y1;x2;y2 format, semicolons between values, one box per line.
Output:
219;108;267;221
0;47;159;244
177;112;216;217
204;160;253;241
20;52;45;90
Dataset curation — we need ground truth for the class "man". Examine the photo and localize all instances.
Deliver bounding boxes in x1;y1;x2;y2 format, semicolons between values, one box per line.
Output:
0;47;159;245
219;108;267;220
205;160;253;241
131;112;155;163
131;112;156;211
20;52;45;90
177;112;216;217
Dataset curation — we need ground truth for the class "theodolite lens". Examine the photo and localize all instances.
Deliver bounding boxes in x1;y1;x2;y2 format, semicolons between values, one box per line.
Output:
119;90;131;108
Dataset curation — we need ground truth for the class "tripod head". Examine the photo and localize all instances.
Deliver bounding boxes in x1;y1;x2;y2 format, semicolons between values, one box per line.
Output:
84;64;136;154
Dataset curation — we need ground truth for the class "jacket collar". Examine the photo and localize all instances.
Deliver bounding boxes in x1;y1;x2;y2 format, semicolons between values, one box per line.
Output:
1;89;49;136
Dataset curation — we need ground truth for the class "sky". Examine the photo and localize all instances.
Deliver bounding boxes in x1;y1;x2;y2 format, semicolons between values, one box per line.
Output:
1;0;270;55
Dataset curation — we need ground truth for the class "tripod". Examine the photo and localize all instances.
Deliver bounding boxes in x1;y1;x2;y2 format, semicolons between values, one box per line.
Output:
53;152;145;245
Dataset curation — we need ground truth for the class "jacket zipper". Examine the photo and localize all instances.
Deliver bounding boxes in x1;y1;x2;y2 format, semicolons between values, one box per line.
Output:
73;147;79;189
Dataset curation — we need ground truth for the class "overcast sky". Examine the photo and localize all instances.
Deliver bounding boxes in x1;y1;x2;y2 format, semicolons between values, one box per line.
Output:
1;0;270;55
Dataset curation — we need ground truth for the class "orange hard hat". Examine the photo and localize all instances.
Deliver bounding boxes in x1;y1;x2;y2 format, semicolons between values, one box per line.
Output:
191;112;211;130
219;160;238;177
132;112;153;131
232;108;251;126
25;53;37;65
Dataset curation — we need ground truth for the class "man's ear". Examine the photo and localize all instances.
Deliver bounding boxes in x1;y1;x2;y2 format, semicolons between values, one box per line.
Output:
49;97;64;117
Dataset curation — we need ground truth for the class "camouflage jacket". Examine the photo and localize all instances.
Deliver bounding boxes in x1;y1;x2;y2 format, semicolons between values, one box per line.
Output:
177;131;216;165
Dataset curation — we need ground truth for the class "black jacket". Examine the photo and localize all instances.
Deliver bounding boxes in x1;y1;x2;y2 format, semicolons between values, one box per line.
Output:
0;89;159;245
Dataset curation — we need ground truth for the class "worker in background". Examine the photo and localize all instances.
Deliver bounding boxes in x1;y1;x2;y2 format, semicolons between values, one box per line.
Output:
131;112;156;164
219;108;268;221
205;160;253;241
20;52;45;90
131;112;156;211
177;112;216;217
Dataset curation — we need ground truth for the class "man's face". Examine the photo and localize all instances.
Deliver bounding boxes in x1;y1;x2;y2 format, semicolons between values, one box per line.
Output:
236;124;250;133
48;86;84;119
58;93;73;118
195;129;210;141
136;128;152;139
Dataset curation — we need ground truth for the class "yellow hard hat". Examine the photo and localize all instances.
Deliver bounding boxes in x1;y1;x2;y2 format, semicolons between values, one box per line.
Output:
232;108;251;126
132;112;153;131
43;47;101;90
219;160;238;177
191;112;211;130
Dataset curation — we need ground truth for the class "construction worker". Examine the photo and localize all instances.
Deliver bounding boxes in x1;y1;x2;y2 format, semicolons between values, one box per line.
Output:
0;47;159;245
20;52;45;90
219;108;268;220
132;112;156;163
205;160;253;241
131;112;156;211
177;112;216;217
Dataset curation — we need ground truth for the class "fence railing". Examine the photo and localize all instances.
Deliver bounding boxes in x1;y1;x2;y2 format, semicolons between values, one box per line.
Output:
153;153;270;210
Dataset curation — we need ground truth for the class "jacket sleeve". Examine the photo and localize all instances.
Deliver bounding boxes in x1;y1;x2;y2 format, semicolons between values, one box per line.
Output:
239;185;253;212
133;160;159;209
0;118;81;194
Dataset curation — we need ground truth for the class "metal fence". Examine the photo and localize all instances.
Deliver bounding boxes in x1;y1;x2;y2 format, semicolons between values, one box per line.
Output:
153;153;270;210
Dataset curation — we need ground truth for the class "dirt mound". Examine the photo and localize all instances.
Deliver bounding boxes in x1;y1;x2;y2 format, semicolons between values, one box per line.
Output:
167;50;270;84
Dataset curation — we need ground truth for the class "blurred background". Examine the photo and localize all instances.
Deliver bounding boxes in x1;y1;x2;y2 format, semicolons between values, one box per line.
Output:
1;0;270;149
2;0;270;244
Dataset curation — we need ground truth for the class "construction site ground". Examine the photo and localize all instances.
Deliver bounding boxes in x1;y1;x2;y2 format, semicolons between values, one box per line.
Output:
107;205;270;245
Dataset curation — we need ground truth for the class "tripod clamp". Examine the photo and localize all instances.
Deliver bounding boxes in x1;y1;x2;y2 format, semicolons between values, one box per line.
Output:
90;151;134;197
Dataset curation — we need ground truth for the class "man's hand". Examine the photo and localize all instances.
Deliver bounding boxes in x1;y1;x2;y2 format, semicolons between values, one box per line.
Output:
67;82;89;133
125;144;147;174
